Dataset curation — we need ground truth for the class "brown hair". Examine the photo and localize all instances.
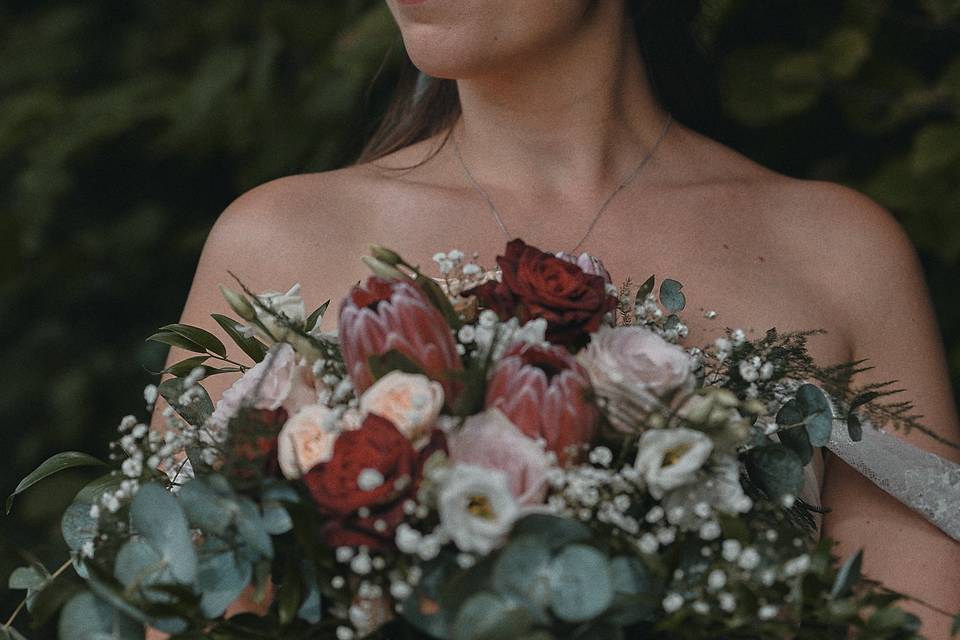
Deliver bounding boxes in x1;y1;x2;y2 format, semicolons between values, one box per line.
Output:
356;0;715;168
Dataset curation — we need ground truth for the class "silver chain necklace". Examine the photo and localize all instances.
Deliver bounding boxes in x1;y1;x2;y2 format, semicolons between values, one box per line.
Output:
450;112;673;254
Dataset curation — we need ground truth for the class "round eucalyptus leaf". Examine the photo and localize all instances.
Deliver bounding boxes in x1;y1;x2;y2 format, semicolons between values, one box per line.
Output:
777;425;813;466
129;484;197;584
178;478;235;536
61;500;98;554
235;496;274;559
744;445;805;499
608;557;659;626
797;384;833;446
491;536;553;623
659;279;686;313
195;548;252;618
58;591;144;640
114;538;168;596
509;514;592;550
549;545;614;623
262;500;293;535
400;553;459;638
452;592;533;640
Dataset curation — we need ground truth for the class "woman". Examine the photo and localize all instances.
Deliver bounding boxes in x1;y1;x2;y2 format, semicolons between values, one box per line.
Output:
162;0;960;635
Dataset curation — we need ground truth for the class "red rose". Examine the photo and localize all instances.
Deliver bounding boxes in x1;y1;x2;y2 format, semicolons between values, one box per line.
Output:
303;414;446;549
466;239;617;348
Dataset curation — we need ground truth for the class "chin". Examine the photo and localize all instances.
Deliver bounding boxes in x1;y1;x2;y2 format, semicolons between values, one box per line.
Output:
386;0;594;79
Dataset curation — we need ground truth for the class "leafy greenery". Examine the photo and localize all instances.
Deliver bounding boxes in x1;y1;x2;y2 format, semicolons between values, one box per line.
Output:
2;0;959;636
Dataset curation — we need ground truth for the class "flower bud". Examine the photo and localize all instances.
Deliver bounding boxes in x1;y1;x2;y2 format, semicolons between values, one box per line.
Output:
369;245;403;266
219;285;257;321
361;256;407;281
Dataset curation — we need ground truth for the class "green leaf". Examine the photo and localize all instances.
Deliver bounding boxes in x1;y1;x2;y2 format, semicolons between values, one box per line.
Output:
635;275;655;304
146;330;207;354
744;444;806;500
262;500;293;535
235;496;274;560
305;300;330;333
157;323;227;357
797;384;832;446
178;477;236;537
61;500;97;554
59;591;144;640
659;279;686;313
950;611;960;637
6;451;106;513
129;483;197;584
847;414;863;442
158;377;214;426
297;561;321;624
211;313;267;363
76;473;124;504
414;273;462;330
277;559;301;627
721;46;821;126
549;545;614;623
401;553;459;638
452;592;533;640
606;557;659;626
830;549;863;599
162;355;210;377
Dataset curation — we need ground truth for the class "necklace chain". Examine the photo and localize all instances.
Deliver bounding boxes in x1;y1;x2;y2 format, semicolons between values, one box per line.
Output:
450;112;673;254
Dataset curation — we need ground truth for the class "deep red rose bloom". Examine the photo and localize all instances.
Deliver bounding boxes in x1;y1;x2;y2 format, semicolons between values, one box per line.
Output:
303;414;446;549
466;239;617;348
485;342;599;462
339;276;463;403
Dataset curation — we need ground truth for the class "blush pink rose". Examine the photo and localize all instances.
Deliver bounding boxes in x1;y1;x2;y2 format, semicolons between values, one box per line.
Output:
277;404;351;479
208;343;322;439
447;409;551;506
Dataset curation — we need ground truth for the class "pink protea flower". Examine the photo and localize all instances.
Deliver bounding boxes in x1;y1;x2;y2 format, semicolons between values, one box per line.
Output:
339;277;463;403
485;342;599;461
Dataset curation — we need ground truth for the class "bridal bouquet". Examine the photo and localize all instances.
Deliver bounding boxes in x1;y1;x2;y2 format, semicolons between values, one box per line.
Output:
4;240;953;639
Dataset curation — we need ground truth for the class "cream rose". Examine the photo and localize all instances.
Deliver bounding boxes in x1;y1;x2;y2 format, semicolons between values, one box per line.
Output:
579;325;696;434
277;404;343;480
254;283;307;342
635;427;713;499
359;371;444;445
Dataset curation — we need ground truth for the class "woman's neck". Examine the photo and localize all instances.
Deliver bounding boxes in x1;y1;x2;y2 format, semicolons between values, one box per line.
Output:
451;1;669;200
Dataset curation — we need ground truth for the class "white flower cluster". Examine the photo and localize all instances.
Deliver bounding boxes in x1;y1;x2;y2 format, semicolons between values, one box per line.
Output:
632;292;689;343
459;310;548;362
431;249;495;299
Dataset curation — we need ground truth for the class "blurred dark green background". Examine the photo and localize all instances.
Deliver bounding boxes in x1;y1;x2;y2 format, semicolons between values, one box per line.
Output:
1;0;958;634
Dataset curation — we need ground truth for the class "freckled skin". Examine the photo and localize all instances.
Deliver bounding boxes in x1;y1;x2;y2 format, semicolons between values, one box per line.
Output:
151;0;960;635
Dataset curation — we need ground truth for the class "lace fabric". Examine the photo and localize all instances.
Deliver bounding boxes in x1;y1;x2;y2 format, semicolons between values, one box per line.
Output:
826;418;960;542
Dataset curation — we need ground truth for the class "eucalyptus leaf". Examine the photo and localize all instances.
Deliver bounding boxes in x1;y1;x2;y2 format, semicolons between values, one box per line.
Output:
491;536;553;623
452;591;533;640
195;546;252;618
659;279;686;313
178;477;235;537
114;538;169;597
549;545;614;623
797;384;832;446
509;513;592;550
744;444;805;500
262;500;293;535
61;499;98;554
400;553;458;639
129;484;197;583
6;451;107;513
9;565;47;590
606;556;659;626
235;496;274;559
158;323;227;357
847;414;863;442
59;591;144;640
297;562;322;624
211;313;267;363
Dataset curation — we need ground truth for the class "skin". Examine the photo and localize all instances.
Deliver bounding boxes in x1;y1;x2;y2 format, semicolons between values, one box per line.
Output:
152;0;960;635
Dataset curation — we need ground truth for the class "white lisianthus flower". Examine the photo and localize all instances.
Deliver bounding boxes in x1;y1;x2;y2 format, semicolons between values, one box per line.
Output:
635;427;713;498
359;371;444;447
254;283;307;341
438;464;519;555
276;404;345;479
